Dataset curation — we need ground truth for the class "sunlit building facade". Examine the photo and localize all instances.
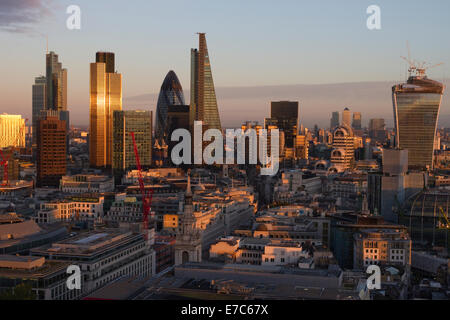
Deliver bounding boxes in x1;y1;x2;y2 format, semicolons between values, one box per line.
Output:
155;70;185;146
190;33;221;132
89;52;122;168
392;76;445;170
0;114;26;148
331;125;355;171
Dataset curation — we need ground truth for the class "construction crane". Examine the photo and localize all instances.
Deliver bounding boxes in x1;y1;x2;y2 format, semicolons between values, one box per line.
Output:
401;41;444;78
130;131;154;241
438;207;450;230
0;118;27;186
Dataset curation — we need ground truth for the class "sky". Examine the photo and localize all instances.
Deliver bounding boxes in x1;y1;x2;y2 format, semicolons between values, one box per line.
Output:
1;0;450;128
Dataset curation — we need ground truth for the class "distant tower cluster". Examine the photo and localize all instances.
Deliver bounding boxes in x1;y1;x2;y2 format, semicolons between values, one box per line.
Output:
32;51;69;149
330;111;340;130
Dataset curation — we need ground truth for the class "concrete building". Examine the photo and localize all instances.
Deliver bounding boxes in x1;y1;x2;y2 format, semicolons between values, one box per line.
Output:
36;195;104;223
60;174;114;194
0;255;80;300
31;229;155;296
331;126;355;171
353;228;411;270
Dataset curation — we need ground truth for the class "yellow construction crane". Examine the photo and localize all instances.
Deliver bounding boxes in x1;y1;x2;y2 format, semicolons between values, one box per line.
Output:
438;207;450;230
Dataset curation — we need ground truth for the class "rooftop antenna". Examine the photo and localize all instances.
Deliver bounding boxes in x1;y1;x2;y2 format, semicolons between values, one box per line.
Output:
401;41;444;78
46;35;48;54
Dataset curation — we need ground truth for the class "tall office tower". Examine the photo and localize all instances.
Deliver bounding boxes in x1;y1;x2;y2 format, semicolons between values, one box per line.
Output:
341;107;351;127
36;110;66;187
155;70;186;146
369;118;386;141
32;76;47;146
90;52;123;168
268;101;299;148
46;51;67;111
167;105;190;165
95;52;115;73
330;111;340;130
0;114;26;148
352;112;362;130
112;110;152;173
331;126;355;171
392;73;445;170
189;33;221;132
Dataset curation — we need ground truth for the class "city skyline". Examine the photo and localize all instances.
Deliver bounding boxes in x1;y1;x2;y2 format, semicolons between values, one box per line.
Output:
1;0;450;128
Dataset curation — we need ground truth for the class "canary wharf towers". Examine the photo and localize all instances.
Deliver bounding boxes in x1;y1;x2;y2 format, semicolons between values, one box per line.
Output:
392;72;445;170
90;52;123;168
190;33;222;131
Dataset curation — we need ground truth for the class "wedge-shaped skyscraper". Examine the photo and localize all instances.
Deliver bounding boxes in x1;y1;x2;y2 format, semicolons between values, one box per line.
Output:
392;73;444;170
190;33;221;132
155;70;185;146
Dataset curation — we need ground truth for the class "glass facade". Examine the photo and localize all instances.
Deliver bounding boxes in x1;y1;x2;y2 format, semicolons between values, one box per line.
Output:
190;33;221;131
89;53;123;168
112;110;152;172
155;71;185;146
400;189;450;252
392;76;444;169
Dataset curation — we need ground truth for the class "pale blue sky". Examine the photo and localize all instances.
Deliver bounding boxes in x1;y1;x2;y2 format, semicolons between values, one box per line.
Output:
1;0;450;126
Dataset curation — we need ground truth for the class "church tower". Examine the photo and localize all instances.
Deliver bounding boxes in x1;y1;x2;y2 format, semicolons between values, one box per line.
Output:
175;173;202;265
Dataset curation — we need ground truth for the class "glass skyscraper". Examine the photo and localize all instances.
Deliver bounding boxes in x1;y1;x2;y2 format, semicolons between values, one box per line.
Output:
90;52;122;168
155;70;185;146
190;33;221;132
46;51;67;111
392;75;445;170
113;110;152;172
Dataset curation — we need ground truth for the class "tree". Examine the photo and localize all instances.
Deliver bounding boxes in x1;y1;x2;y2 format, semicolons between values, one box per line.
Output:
0;283;36;300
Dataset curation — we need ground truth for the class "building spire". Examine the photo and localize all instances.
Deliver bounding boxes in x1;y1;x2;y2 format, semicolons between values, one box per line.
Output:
186;170;192;196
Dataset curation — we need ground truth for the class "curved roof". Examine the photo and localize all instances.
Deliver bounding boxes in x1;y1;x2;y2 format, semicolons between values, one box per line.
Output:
160;70;183;92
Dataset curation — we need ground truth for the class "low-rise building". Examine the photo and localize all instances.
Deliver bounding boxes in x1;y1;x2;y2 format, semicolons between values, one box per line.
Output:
60;174;114;194
31;229;155;296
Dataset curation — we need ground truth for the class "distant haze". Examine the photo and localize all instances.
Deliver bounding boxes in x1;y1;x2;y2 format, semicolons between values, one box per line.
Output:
124;79;450;130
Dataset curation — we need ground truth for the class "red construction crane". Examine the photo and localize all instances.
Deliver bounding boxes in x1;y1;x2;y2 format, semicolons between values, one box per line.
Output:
0;118;27;186
129;131;154;240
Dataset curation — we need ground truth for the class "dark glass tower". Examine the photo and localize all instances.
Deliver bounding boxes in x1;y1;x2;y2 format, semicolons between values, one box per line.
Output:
392;73;445;170
155;70;185;146
96;52;115;73
190;33;221;132
268;101;299;148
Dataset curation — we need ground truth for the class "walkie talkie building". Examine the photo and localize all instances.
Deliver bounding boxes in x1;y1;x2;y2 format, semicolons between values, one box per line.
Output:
392;75;445;170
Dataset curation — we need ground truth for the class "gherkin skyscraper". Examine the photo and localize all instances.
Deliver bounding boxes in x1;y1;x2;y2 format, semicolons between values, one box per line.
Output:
190;33;222;132
155;70;185;146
